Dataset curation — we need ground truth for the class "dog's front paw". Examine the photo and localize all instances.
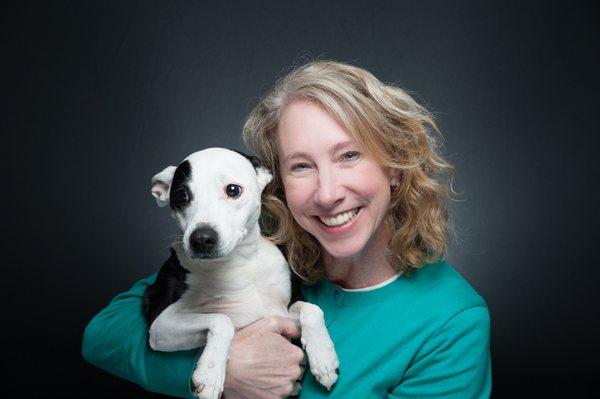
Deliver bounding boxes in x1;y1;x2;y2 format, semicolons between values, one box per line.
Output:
303;334;339;390
192;358;226;399
295;302;340;390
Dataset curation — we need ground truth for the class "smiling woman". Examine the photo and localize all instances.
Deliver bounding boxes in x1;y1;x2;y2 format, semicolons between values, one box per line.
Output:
82;60;491;399
243;61;455;285
242;60;491;397
276;100;398;276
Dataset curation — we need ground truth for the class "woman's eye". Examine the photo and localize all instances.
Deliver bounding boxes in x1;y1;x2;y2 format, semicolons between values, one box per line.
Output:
225;184;242;198
176;189;190;204
341;151;360;161
291;163;311;171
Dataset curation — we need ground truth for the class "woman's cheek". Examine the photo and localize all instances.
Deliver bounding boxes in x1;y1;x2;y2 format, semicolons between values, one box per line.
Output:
284;176;313;206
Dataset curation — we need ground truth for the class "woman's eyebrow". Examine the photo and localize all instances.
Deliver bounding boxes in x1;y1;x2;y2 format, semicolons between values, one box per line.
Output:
282;140;357;164
282;152;309;164
330;140;356;154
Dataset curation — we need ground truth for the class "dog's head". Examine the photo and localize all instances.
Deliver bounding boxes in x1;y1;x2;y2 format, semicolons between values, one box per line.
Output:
151;148;272;260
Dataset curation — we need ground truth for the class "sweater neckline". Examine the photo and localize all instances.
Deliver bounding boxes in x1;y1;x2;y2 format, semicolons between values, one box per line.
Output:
336;272;403;292
316;273;407;307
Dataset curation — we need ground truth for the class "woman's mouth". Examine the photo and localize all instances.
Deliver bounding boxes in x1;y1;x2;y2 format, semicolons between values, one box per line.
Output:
317;207;362;227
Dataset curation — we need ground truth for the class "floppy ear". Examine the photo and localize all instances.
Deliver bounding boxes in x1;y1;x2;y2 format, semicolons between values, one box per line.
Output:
151;166;177;207
231;149;272;192
256;166;273;193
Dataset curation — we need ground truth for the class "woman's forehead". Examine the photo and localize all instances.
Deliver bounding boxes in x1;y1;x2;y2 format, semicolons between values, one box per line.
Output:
276;100;359;159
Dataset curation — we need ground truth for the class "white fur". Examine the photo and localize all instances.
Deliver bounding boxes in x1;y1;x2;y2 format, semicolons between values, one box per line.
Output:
151;165;176;207
149;148;338;399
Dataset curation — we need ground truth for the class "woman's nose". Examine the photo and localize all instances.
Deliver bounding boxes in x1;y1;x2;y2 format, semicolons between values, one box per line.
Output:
314;167;344;208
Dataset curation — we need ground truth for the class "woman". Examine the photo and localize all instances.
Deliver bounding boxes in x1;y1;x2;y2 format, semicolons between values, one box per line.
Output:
83;60;491;398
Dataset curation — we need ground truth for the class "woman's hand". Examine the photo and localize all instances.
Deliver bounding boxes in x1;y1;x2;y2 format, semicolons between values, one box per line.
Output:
224;316;305;399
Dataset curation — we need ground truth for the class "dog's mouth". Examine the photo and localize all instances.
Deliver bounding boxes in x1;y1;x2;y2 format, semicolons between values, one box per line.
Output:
189;252;218;260
178;242;221;260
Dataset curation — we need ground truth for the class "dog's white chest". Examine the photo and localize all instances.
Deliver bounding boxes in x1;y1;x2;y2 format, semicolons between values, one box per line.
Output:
181;278;277;329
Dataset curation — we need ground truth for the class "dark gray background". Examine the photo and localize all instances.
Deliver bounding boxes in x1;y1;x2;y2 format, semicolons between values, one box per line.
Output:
3;0;599;397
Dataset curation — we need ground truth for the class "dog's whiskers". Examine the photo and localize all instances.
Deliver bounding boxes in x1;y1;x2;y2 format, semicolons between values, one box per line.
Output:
159;234;183;252
165;234;184;252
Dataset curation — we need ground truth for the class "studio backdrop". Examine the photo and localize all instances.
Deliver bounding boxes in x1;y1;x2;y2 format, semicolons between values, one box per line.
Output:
3;0;598;397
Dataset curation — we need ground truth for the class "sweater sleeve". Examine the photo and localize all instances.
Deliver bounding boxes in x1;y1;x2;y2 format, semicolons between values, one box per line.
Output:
388;306;492;399
81;273;200;398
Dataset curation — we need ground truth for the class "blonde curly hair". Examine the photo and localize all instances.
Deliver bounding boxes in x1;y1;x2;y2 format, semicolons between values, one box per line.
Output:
242;60;454;283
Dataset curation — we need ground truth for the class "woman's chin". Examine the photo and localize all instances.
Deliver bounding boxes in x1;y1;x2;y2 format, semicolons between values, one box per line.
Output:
320;241;363;260
310;223;370;261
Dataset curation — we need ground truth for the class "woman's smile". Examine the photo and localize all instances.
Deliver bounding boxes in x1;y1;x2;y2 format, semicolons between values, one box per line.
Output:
314;206;362;231
277;99;396;260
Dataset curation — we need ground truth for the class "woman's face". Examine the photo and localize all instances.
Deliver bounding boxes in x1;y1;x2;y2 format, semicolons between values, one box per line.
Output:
276;99;397;260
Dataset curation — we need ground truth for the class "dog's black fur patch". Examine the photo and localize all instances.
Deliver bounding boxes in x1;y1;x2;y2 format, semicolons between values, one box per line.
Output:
169;160;192;211
142;248;190;327
231;149;262;172
290;276;304;305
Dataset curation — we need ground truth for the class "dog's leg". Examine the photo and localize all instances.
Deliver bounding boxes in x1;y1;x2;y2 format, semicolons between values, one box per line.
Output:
149;303;234;399
190;314;234;399
289;301;339;390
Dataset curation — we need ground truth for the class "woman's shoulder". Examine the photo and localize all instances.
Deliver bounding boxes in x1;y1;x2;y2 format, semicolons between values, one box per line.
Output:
399;260;489;325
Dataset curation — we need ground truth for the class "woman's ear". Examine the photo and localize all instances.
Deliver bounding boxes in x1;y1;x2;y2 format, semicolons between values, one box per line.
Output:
389;168;400;188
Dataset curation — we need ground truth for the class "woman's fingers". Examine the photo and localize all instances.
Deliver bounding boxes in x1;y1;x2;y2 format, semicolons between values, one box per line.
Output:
264;315;302;339
224;316;306;398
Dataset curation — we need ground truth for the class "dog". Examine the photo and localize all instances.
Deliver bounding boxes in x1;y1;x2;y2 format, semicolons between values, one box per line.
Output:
143;148;339;399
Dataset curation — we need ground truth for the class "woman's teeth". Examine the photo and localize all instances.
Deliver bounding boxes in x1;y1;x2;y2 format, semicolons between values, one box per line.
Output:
318;208;359;227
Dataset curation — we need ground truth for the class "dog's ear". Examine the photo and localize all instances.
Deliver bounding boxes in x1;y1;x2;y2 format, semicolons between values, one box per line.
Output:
151;166;177;207
256;166;273;193
232;149;262;169
231;149;272;192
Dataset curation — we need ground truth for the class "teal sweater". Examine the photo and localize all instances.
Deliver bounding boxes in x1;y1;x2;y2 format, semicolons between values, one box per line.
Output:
82;260;491;398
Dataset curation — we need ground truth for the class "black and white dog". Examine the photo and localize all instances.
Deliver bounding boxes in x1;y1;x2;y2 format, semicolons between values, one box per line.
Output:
144;148;339;399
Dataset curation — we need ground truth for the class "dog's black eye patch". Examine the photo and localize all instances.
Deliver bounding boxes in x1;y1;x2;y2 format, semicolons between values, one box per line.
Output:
170;160;193;211
231;149;262;173
174;188;190;207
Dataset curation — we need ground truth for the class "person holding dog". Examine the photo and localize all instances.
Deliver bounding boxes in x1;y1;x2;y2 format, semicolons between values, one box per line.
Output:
83;60;491;398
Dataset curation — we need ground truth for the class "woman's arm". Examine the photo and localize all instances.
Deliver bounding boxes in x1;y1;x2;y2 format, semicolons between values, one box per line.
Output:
82;273;199;398
388;306;492;398
82;274;304;399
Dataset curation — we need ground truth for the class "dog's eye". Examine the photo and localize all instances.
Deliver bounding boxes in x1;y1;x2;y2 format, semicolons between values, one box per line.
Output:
176;189;190;204
225;184;242;198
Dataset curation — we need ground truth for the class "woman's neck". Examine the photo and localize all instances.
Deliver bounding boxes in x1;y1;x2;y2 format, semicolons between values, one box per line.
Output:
323;221;398;289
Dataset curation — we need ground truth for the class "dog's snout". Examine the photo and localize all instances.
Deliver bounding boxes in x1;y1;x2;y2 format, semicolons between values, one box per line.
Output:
189;227;218;256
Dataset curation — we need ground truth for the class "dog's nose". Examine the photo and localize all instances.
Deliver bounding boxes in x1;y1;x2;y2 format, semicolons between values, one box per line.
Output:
189;227;218;256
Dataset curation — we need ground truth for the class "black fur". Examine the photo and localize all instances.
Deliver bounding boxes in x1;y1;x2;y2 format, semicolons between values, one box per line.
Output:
142;248;190;327
290;275;305;305
231;149;262;172
169;160;192;211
